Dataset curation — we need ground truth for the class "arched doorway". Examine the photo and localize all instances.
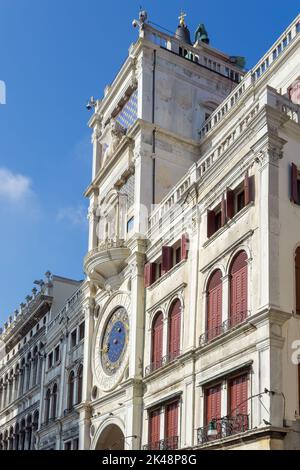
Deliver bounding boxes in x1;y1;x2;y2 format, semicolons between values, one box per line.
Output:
95;424;125;450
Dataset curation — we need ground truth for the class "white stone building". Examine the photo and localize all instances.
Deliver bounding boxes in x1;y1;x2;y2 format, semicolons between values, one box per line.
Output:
0;273;82;450
80;11;300;451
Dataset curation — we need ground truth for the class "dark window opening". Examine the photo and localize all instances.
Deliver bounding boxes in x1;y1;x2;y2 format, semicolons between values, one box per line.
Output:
79;322;85;341
71;330;77;348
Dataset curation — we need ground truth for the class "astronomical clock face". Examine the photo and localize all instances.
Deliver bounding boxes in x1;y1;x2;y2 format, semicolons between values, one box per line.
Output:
93;293;131;392
101;307;129;375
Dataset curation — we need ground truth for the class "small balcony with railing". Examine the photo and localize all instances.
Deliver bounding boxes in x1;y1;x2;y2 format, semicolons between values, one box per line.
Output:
143;436;179;451
199;311;250;347
145;350;181;376
197;414;249;447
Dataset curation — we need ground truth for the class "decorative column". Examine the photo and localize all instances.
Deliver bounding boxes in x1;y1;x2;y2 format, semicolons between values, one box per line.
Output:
78;289;95;450
125;236;147;450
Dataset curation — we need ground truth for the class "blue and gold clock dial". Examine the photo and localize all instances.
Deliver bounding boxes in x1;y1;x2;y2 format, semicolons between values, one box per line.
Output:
101;307;129;375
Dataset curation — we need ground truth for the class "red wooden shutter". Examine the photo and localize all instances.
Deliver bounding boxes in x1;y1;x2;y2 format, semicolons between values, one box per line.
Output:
165;401;179;445
230;251;248;327
149;409;160;449
291;163;298;204
144;263;156;287
205;384;221;425
168;300;181;361
229;374;248;416
296;249;300;315
151;313;163;371
181;233;189;261
207;210;215;238
226;188;234;219
162;246;173;275
207;270;222;340
221;194;226;226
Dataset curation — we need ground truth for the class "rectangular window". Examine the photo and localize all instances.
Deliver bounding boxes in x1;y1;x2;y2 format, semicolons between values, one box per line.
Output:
71;330;77;348
73;439;79;450
64;441;72;450
127;217;134;233
54;346;60;363
205;384;221;426
237;190;245;212
175;247;181;265
48;352;53;369
79;322;85;341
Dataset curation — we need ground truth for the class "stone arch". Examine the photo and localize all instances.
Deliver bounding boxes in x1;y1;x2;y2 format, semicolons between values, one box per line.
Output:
93;418;125;450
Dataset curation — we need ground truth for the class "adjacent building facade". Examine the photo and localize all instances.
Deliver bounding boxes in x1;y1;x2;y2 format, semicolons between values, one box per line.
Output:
1;10;300;451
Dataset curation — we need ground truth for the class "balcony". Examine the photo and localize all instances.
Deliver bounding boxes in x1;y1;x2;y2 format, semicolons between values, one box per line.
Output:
143;436;178;451
145;350;181;376
199;311;249;347
197;415;249;446
84;240;130;282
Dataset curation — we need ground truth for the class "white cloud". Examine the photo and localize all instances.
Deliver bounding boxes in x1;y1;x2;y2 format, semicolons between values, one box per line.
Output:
0;167;32;202
57;205;87;227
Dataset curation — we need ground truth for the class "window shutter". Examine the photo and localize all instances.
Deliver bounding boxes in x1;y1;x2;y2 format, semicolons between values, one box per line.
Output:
207;210;215;238
244;172;254;205
165;401;179;439
207;270;223;341
221;194;226;226
291;163;298;204
151;313;163;371
149;409;160;448
162;246;173;274
181;233;189;261
226;188;234;219
230;251;248;327
144;263;156;288
205;385;221;425
168;300;181;361
229;374;248;417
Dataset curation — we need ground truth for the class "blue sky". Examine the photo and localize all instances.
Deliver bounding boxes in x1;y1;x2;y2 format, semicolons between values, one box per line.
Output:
0;0;299;324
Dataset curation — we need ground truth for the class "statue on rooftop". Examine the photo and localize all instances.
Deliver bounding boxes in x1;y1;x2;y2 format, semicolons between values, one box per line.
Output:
195;23;210;44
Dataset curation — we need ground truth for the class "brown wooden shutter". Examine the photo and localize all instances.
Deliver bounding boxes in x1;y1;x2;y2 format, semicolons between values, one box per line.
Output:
168;300;181;361
181;233;189;261
205;384;221;425
149;409;160;449
230;251;248;327
229;374;248;417
221;194;226;226
144;263;156;287
151;313;163;371
165;401;179;441
207;270;223;341
162;246;173;274
291;163;298;204
207;210;215;238
226;188;234;219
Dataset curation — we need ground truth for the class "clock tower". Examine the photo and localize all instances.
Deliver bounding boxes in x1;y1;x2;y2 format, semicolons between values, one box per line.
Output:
78;10;244;450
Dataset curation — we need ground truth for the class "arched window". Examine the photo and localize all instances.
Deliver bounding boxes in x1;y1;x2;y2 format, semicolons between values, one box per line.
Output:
20;359;26;396
68;371;75;410
230;251;248;327
14;423;19;450
151;312;164;372
206;270;223;341
77;366;83;404
26;353;32;391
168;300;181;362
45;389;51;424
32;347;38;386
52;384;58;419
295;248;300;315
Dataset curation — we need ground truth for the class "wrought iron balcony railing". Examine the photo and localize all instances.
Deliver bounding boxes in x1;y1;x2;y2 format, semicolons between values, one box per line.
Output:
197;414;249;446
143;436;178;451
199;311;249;346
145;350;181;376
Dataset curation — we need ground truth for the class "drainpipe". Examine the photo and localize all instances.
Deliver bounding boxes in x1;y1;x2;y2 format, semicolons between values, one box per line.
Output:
152;49;156;205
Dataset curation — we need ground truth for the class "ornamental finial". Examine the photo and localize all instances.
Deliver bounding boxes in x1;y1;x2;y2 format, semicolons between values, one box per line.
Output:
178;11;187;27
